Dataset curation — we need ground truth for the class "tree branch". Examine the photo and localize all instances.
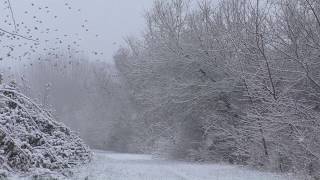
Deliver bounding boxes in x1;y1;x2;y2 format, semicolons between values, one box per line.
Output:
7;0;17;32
0;27;38;42
305;0;320;28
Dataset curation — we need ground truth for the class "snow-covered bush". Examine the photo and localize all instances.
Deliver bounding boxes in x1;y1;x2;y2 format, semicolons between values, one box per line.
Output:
0;82;91;175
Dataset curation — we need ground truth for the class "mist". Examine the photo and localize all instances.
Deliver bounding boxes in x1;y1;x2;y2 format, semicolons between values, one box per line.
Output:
1;0;320;179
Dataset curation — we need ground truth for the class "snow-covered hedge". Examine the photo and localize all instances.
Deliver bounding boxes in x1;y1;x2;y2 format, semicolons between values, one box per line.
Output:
0;82;91;175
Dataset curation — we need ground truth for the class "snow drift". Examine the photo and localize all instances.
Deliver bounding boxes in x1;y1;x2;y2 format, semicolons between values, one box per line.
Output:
0;82;91;175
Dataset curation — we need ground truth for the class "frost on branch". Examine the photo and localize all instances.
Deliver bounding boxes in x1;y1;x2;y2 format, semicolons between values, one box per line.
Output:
0;82;91;174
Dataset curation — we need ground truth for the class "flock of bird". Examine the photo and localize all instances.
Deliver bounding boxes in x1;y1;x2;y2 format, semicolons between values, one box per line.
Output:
0;0;103;70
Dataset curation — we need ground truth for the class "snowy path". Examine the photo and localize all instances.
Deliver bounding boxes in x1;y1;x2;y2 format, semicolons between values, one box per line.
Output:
72;150;295;180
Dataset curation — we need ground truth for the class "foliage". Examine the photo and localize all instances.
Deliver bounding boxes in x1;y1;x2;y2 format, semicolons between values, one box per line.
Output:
115;0;320;178
0;82;91;176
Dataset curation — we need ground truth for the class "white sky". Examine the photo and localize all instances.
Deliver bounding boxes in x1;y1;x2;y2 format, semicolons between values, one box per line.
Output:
3;0;153;63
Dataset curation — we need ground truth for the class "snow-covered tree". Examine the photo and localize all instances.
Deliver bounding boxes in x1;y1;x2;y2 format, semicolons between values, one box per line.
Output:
115;0;320;178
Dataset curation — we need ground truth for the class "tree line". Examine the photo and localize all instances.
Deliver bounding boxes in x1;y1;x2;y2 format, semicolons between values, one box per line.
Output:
114;0;320;178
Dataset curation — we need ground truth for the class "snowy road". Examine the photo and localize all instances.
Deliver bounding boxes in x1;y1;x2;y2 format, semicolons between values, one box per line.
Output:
72;151;296;180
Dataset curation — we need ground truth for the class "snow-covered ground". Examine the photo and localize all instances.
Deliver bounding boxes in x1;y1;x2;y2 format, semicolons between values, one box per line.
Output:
70;150;296;180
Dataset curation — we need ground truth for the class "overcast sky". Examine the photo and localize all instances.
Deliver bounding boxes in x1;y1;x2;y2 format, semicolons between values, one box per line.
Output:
3;0;153;63
71;0;153;62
